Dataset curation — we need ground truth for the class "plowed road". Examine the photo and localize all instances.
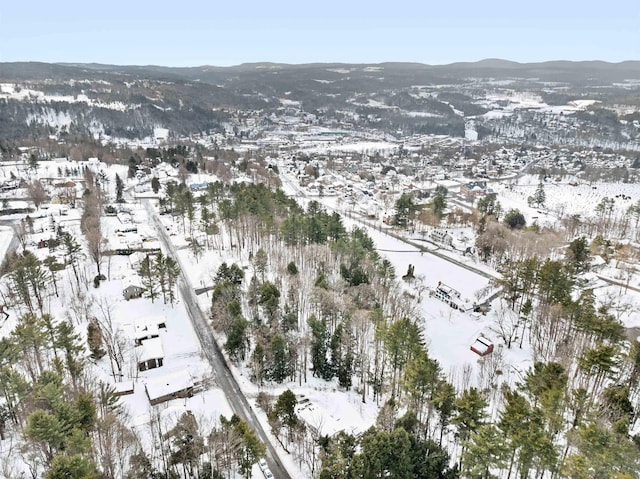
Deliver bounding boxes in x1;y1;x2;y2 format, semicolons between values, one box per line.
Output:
144;200;290;479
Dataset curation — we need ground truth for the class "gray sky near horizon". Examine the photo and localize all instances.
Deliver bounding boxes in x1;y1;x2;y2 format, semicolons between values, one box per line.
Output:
1;0;638;66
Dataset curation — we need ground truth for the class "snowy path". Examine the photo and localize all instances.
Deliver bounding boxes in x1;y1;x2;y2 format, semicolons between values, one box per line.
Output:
346;210;500;281
0;222;19;263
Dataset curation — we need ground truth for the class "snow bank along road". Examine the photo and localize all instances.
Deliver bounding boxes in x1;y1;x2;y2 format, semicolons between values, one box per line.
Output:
144;200;291;479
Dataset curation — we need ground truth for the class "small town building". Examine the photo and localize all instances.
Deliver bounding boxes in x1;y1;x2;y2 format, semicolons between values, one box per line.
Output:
431;281;472;311
430;229;453;246
461;181;487;198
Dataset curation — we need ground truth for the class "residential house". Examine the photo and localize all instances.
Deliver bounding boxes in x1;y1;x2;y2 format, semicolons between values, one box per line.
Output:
144;372;194;406
123;285;144;301
133;316;167;346
137;337;164;371
460;181;487;199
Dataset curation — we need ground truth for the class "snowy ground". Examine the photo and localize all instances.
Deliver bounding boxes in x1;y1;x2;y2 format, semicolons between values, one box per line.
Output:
0;162;240;478
277;168;521;392
477;91;600;118
162;167;513;453
96;204;234;454
3;157;640;478
335;210;526;393
305;141;400;155
492;174;640;227
0;226;14;260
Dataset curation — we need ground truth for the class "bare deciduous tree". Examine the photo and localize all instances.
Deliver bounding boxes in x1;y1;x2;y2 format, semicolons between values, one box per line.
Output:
94;298;126;380
81;185;104;276
491;302;520;349
85;216;104;275
26;180;48;209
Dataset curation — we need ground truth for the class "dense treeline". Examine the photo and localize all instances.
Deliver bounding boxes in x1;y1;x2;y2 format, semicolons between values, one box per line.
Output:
183;181;640;478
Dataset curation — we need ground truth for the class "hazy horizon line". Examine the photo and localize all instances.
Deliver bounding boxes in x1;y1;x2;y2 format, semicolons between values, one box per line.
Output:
3;58;640;69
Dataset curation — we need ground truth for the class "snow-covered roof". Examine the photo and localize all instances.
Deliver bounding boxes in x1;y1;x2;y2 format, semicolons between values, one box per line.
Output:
471;336;493;355
121;272;143;288
297;402;351;437
134;318;160;341
436;282;461;299
113;381;134;394
144;371;193;401
137;337;164;362
128;251;147;268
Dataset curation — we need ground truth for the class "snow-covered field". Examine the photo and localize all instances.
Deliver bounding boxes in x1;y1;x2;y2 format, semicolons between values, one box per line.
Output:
478;91;600;118
329;207;525;394
0;83;132;111
493;174;640;225
306;141;399;154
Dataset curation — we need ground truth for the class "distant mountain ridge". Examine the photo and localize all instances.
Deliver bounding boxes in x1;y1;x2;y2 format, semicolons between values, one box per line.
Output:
2;59;640;83
1;59;639;145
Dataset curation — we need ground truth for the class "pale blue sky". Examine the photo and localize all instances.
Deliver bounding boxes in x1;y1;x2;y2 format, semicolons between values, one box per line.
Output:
1;1;638;66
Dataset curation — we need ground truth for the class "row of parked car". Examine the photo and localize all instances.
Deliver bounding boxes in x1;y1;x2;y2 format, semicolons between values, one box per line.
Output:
258;458;273;478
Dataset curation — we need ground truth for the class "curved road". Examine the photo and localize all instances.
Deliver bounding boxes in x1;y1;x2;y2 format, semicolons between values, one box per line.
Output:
143;200;291;479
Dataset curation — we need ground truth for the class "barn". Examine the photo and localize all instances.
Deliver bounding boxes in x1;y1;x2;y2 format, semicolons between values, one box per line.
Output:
470;336;494;356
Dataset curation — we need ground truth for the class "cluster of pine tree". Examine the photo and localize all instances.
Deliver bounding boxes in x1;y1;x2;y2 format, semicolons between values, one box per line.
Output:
197;182;640;477
0;311;124;478
139;251;181;304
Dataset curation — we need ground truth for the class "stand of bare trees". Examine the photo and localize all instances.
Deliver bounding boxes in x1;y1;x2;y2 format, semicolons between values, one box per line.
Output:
80;168;105;277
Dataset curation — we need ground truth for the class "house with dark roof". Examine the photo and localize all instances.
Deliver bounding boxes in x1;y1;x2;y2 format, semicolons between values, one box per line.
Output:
461;181;487;198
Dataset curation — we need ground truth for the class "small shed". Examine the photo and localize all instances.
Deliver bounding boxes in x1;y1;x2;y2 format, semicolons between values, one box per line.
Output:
470;336;494;356
144;372;194;406
113;381;134;397
137;337;164;371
